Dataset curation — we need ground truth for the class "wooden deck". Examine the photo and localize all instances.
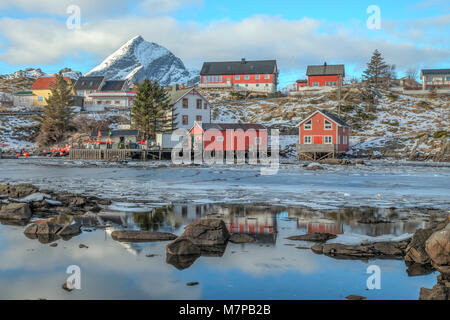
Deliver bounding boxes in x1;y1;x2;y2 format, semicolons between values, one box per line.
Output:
296;144;339;160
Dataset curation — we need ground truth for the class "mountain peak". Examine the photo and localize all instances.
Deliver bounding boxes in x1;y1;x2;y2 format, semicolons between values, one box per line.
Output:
85;36;199;86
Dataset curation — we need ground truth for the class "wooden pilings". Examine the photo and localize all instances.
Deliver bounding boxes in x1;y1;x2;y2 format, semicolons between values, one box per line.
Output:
69;149;170;161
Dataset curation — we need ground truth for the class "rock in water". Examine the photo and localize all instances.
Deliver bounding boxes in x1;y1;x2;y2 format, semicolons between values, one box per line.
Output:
404;228;434;265
181;218;230;246
0;203;32;221
166;238;201;256
0;184;38;198
426;223;450;274
287;233;337;242
229;233;256;243
306;162;325;171
111;230;177;242
346;295;367;300
85;35;199;86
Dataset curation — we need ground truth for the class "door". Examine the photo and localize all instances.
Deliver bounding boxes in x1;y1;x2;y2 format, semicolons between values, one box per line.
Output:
314;136;323;144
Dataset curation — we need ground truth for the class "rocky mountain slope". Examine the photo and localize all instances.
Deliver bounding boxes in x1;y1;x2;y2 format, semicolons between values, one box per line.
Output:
85;35;199;86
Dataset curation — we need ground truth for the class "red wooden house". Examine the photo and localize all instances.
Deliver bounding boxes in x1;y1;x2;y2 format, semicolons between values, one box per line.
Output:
297;110;350;160
306;62;345;87
189;122;267;152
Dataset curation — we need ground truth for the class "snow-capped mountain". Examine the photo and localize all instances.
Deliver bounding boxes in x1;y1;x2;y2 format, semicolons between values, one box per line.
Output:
0;68;45;80
85;35;199;86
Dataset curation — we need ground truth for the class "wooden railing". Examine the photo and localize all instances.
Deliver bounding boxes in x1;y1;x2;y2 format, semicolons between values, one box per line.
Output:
296;144;337;153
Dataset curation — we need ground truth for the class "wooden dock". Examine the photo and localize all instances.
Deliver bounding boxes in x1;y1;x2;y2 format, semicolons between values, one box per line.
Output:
296;144;339;160
69;149;172;161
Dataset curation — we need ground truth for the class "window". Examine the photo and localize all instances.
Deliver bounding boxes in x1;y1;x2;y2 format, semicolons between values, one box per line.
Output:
338;136;341;144
326;82;337;86
96;101;102;105
313;82;319;86
115;101;120;104
37;96;44;102
196;99;202;109
196;115;202;122
217;136;224;142
106;101;111;104
182;115;188;126
304;119;312;130
245;84;248;87
324;136;332;144
204;76;208;83
255;75;260;80
255;137;262;145
447;77;450;81
244;75;250;80
343;136;348;144
265;74;270;79
204;102;207;109
256;84;259;87
324;119;332;130
235;75;240;80
182;98;188;108
304;136;312;144
219;76;222;82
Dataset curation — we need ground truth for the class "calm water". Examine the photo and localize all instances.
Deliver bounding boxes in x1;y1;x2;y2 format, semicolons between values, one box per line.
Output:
0;203;441;300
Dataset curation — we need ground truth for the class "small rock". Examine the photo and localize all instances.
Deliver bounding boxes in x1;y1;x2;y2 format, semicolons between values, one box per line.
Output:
79;244;89;249
49;243;58;247
186;282;199;286
62;282;73;292
111;230;177;242
229;233;256;243
306;162;325;171
346;295;366;300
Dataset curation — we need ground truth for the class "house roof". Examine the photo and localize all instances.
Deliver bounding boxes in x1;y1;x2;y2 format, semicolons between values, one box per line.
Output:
31;75;72;90
198;123;266;131
298;110;350;128
90;130;140;137
14;91;34;95
74;76;104;90
167;87;194;105
200;59;277;76
306;64;345;76
100;80;126;91
422;69;450;75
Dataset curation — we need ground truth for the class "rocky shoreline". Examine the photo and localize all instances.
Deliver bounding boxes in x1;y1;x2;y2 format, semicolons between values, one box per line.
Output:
0;183;449;300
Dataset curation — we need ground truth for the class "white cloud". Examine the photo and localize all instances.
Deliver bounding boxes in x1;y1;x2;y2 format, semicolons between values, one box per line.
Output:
0;14;448;75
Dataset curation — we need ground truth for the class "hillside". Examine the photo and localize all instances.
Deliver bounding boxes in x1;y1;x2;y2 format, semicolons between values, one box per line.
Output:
200;86;449;161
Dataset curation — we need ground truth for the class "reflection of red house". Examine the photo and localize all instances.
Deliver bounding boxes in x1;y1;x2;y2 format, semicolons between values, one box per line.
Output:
189;122;268;152
297;221;343;235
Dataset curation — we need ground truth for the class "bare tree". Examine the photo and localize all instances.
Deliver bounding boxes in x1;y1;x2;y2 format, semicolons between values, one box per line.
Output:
406;68;419;80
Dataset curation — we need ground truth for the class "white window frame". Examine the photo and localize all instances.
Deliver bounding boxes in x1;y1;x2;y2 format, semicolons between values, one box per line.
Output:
304;119;312;130
255;74;260;80
244;75;250;80
324;119;332;130
304;136;312;144
338;135;341;144
216;136;224;142
324;136;332;144
255;137;262;145
235;75;240;80
264;74;270;79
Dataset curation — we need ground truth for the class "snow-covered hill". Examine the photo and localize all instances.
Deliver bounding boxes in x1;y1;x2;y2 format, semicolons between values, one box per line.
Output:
0;68;45;80
85;35;199;86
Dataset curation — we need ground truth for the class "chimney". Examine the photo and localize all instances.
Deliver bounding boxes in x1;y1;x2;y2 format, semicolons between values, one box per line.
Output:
241;58;246;64
324;62;327;66
172;84;179;92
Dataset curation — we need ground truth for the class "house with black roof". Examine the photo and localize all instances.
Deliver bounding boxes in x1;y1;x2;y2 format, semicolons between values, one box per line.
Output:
305;62;345;88
421;69;450;90
199;58;278;93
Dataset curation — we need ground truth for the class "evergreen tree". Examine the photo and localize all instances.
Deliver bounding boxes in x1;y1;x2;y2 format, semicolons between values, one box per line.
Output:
36;73;74;146
130;80;176;139
362;49;390;88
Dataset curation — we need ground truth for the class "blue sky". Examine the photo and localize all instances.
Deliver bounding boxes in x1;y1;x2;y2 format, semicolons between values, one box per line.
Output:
0;0;448;87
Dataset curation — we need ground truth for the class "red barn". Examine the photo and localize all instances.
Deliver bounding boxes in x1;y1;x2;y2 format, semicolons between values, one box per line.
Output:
199;59;278;93
296;110;350;160
189;122;267;152
306;63;345;87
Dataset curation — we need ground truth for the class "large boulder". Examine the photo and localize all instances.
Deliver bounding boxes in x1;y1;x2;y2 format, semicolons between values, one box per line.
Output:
24;221;62;235
419;274;450;300
426;223;450;274
0;203;32;221
0;184;39;198
111;230;177;242
404;228;434;265
180;218;230;246
166;238;201;256
312;240;409;259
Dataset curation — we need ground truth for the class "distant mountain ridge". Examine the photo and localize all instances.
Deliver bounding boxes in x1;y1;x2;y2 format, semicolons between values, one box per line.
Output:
85;35;199;86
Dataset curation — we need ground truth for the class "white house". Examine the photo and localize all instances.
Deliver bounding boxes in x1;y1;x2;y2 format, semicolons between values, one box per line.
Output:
168;85;211;130
13;91;34;107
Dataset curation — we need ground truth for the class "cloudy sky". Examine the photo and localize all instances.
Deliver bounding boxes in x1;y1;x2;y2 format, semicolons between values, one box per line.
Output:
0;0;448;87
